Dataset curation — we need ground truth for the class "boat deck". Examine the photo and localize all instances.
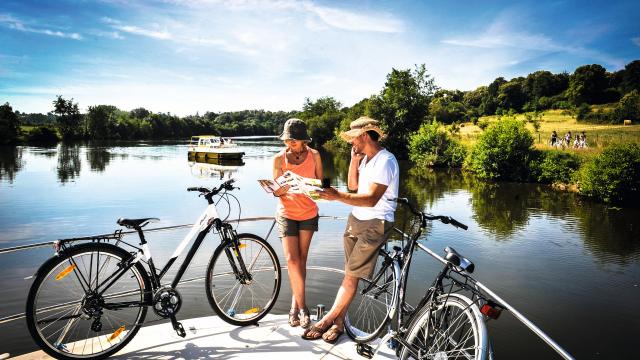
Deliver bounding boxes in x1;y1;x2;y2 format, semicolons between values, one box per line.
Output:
14;314;395;359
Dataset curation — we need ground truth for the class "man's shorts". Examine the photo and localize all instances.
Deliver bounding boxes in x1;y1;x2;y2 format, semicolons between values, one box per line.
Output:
276;214;319;238
343;213;394;279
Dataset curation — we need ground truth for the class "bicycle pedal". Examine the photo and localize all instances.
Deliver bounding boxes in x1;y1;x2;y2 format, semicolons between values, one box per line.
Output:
356;343;374;359
174;322;186;337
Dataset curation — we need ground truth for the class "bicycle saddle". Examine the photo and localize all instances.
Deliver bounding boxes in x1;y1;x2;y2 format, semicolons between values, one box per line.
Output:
444;246;475;273
117;217;160;229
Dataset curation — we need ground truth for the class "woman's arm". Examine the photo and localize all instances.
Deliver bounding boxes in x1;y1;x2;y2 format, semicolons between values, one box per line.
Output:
273;153;284;179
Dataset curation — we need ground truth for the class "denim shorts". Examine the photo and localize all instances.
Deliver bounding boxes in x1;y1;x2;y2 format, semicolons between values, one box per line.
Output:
276;214;319;238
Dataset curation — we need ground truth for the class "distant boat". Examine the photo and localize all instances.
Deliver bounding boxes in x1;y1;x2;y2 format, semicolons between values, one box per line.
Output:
187;136;245;160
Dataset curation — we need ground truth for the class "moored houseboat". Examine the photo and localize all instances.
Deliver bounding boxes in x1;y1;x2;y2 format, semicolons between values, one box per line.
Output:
187;136;245;160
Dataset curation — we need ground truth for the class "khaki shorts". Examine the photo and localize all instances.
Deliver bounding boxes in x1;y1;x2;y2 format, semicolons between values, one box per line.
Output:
276;214;319;238
343;213;394;279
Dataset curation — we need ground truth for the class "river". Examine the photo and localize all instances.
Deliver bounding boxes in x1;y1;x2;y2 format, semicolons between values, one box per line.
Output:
0;141;638;358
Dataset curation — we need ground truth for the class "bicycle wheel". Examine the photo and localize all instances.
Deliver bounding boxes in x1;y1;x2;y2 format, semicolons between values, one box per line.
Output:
344;249;398;343
399;294;488;360
26;243;150;360
205;233;281;326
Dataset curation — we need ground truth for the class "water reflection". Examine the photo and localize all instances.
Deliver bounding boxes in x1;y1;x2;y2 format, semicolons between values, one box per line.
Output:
86;146;112;172
188;158;245;180
0;146;23;183
56;143;81;184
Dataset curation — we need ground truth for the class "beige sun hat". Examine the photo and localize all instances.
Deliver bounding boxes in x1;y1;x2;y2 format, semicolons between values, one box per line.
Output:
339;116;385;142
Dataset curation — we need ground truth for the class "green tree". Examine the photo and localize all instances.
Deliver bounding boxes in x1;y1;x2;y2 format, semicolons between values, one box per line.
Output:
409;120;466;168
621;60;640;93
465;117;534;181
614;90;640;122
53;96;82;139
86;105;118;139
566;64;609;105
369;64;438;158
0;102;20;144
497;79;527;112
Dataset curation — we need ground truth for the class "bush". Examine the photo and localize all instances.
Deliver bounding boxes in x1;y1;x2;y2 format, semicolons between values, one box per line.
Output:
465;117;534;181
613;90;640;122
26;125;59;143
409;121;467;168
578;143;640;204
531;150;581;184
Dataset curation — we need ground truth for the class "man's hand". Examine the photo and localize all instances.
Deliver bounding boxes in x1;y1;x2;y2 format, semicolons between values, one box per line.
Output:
318;186;339;201
273;184;290;197
351;146;364;163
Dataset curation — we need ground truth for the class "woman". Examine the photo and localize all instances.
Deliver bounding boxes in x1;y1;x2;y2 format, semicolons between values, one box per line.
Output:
272;118;323;329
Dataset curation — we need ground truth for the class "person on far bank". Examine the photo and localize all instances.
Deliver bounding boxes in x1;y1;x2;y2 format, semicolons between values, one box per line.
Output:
272;118;323;329
303;116;399;343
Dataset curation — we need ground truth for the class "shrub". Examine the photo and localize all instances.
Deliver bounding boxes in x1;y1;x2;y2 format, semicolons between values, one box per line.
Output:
532;150;581;184
26;125;59;143
465;117;534;181
613;90;640;122
578;143;640;204
409;121;467;168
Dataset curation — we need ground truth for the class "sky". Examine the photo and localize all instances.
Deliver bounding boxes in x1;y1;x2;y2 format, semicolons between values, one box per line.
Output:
1;0;639;116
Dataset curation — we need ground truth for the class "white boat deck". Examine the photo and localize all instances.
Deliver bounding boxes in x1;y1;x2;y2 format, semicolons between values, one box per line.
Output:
14;314;396;360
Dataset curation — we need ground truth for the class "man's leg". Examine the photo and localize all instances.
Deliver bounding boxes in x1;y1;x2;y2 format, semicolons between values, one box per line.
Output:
303;274;359;338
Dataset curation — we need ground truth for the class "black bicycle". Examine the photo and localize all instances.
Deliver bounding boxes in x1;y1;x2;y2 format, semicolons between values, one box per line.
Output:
25;179;281;359
345;198;503;360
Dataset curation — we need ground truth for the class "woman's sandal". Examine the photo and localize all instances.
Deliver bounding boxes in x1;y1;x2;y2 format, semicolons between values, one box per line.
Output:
322;325;344;344
301;322;332;340
288;308;300;327
300;307;311;329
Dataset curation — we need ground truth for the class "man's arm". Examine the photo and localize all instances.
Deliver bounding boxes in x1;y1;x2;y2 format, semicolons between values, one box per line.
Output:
319;182;388;207
348;147;364;191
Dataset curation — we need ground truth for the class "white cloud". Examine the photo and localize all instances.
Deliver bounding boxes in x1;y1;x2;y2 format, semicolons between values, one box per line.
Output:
633;37;640;47
102;17;171;40
0;13;83;40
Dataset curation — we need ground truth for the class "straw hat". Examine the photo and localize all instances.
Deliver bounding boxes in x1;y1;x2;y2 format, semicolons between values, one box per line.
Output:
339;116;385;142
279;118;311;141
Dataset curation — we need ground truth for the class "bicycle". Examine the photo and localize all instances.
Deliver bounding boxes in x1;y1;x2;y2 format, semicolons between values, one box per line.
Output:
25;179;282;359
345;198;503;360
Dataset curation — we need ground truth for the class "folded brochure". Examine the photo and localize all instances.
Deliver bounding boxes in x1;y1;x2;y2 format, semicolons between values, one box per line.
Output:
258;171;322;200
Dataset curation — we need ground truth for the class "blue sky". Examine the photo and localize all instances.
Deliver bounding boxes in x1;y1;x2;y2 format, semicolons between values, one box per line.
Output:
1;0;639;115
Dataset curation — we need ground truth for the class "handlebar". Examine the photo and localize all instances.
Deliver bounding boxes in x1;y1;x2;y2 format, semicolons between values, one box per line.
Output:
187;179;237;196
392;197;468;231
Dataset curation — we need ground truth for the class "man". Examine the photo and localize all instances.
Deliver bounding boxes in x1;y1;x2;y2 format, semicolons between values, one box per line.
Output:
303;116;399;343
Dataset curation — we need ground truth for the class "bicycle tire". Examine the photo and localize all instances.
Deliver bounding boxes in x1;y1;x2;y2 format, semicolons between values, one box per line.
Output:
398;294;488;360
205;233;281;326
344;249;399;343
26;243;151;359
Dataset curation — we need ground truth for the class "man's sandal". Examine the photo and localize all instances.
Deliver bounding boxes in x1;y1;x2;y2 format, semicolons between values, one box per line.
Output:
301;323;331;340
322;325;344;344
300;307;311;329
288;308;300;327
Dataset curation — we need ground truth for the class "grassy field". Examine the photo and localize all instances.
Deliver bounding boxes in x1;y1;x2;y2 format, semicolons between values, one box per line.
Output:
458;110;640;156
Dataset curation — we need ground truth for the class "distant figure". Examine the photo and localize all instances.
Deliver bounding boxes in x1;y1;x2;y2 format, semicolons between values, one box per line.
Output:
573;134;580;148
580;131;587;148
550;131;557;147
219;136;225;145
564;131;572;148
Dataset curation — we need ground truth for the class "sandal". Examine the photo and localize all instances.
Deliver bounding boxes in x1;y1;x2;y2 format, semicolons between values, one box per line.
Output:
300;307;311;329
301;322;332;340
322;325;344;344
288;308;300;327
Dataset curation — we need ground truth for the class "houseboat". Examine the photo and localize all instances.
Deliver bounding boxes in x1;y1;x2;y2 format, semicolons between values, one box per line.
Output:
187;136;245;160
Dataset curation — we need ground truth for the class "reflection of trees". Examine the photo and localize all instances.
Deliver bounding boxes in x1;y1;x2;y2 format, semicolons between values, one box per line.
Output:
322;149;349;186
465;174;532;240
57;143;81;184
572;203;640;264
0;146;23;183
402;166;466;210
86;147;111;172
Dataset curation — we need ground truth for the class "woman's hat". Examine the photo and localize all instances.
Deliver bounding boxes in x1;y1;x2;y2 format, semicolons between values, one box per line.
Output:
339;116;385;142
280;118;311;141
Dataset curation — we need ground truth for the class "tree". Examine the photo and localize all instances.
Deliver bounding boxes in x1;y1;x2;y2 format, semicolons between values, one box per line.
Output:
300;97;344;147
53;96;82;139
614;90;640;122
0;102;20;144
130;107;150;120
368;64;438;158
497;79;527;112
566;64;609;105
86;105;118;139
621;60;640;93
429;92;467;124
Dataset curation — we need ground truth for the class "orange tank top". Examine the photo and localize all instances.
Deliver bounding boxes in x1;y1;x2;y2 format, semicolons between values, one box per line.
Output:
277;149;319;221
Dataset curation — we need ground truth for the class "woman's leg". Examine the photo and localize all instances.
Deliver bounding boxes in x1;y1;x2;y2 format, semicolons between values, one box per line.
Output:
282;235;305;312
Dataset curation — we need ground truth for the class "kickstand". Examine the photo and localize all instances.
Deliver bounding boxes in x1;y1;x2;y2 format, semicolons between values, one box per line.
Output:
170;315;186;337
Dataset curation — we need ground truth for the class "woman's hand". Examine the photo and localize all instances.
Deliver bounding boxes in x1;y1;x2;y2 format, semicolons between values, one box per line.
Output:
273;184;291;198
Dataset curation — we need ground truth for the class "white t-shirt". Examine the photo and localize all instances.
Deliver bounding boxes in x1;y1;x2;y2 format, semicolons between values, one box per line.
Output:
351;149;399;222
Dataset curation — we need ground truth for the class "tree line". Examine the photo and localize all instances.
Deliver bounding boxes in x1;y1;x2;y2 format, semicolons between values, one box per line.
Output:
2;60;639;156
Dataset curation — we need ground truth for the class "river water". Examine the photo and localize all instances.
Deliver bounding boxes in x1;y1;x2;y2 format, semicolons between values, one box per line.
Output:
0;141;638;358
